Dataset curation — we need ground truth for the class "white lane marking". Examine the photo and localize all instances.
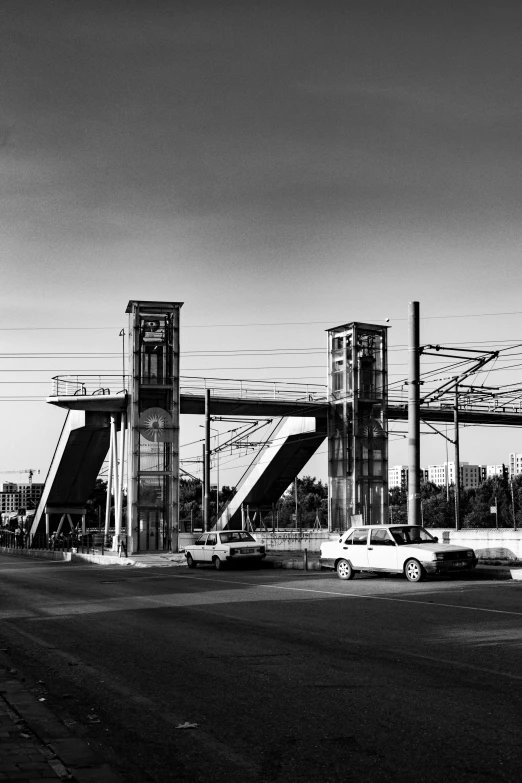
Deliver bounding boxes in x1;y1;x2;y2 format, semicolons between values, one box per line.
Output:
162;572;522;616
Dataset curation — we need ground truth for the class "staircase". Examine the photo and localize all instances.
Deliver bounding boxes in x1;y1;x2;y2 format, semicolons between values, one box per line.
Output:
30;410;112;540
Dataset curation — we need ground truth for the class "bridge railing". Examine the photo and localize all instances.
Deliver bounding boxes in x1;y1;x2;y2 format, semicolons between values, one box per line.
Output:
180;376;327;402
51;375;129;397
50;375;327;403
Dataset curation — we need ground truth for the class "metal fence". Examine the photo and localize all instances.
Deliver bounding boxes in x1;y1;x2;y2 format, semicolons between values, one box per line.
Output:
0;529;117;556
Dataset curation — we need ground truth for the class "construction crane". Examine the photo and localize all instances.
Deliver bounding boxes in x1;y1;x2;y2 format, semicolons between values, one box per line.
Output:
1;469;40;486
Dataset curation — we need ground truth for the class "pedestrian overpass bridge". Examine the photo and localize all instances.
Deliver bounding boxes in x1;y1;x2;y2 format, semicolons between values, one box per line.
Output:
29;372;522;544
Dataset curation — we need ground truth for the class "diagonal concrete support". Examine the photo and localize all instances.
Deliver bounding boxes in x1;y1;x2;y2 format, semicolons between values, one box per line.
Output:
217;416;327;530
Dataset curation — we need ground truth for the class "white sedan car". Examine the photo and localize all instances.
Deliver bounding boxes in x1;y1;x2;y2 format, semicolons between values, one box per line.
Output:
320;525;477;582
184;531;266;570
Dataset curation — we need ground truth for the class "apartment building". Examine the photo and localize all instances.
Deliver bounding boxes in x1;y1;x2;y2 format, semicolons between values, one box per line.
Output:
17;482;44;509
0;482;44;515
509;453;522;478
0;484;19;514
388;467;428;490
427;462;481;489
388;465;409;490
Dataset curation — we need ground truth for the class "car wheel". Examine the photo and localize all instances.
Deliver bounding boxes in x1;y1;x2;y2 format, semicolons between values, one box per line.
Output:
336;559;354;580
214;556;225;571
186;554;197;569
404;559;424;582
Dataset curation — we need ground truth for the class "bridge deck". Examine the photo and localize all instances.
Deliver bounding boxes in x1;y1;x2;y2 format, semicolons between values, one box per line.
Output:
47;394;522;426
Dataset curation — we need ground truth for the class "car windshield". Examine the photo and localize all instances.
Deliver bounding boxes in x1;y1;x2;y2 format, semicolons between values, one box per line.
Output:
219;532;256;544
389;526;436;545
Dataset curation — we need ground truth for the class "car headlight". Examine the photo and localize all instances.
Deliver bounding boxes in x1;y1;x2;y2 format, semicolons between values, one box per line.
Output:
431;553;444;561
467;550;474;557
229;548;236;556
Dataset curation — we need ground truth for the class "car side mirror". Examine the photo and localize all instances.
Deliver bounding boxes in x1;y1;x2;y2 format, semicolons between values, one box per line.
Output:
432;536;438;543
339;538;343;543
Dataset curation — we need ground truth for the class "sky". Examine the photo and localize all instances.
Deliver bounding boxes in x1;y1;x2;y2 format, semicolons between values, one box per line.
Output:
1;0;522;489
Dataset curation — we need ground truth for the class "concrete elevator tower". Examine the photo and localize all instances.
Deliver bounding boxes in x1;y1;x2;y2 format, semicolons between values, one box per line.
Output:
126;301;183;554
327;322;389;530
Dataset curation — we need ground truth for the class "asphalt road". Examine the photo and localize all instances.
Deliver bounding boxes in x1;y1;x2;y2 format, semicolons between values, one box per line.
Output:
0;556;521;783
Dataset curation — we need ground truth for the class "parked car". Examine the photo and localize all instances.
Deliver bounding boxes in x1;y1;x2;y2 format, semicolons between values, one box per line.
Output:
184;531;266;570
320;525;478;582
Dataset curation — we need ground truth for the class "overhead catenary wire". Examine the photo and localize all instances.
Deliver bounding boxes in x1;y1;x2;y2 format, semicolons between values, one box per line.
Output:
1;307;522;332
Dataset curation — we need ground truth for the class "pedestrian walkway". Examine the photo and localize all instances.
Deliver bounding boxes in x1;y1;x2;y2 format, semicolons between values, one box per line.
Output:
125;552;188;567
122;551;320;569
0;651;125;782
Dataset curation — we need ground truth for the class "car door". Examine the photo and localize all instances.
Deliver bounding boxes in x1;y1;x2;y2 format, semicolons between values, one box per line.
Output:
345;528;369;568
189;534;207;562
203;533;217;562
367;528;398;571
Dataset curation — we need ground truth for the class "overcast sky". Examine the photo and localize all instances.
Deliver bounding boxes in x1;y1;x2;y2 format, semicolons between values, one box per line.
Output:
2;0;522;484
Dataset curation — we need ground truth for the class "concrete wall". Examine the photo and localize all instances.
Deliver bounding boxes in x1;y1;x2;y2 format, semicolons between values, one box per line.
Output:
429;528;522;561
256;528;522;558
0;547;71;561
179;530;332;552
179;529;522;558
253;530;332;551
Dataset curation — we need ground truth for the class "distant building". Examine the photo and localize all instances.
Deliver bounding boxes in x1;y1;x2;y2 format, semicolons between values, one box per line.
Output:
509;453;522;478
0;490;19;514
0;482;44;515
427;462;481;489
388;466;409;490
17;482;44;509
388;466;428;490
1;482;17;492
486;465;503;479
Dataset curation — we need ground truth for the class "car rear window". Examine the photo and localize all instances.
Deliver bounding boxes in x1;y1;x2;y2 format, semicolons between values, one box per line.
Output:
219;532;256;544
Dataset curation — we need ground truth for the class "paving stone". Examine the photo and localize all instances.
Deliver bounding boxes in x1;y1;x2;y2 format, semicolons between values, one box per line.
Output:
0;650;124;782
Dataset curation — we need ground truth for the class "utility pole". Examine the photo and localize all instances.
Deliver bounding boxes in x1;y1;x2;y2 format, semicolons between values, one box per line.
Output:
445;424;450;503
295;478;299;532
201;443;205;530
454;382;461;531
119;328;125;391
204;390;211;531
493;494;498;529
408;301;421;526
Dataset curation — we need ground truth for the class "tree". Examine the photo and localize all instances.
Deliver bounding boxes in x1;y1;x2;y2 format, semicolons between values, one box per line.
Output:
272;476;328;528
422;494;453;528
86;478;107;526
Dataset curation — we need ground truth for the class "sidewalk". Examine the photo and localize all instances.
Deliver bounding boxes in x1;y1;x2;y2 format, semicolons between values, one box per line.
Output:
0;651;125;783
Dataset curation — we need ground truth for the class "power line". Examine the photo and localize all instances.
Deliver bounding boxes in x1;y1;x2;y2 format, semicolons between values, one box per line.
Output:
1;309;522;332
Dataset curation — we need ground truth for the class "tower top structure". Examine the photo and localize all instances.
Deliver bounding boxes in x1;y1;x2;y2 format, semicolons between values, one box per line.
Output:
125;300;183;313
